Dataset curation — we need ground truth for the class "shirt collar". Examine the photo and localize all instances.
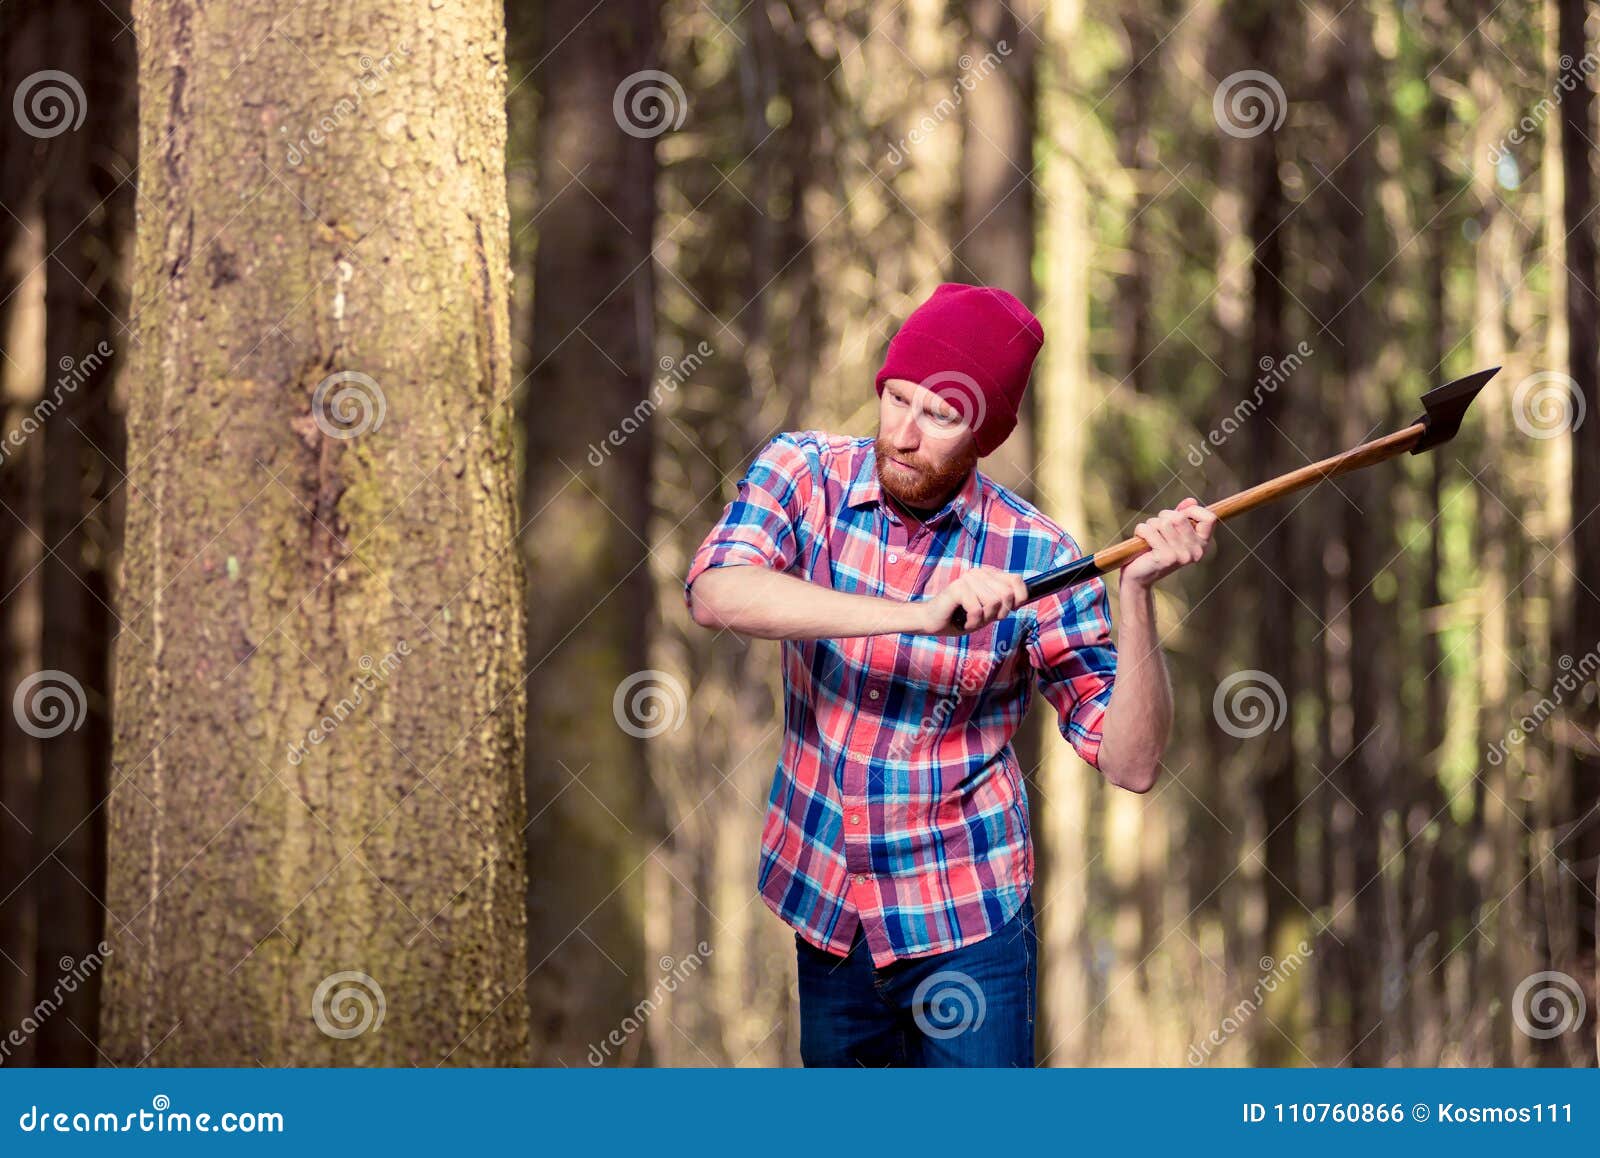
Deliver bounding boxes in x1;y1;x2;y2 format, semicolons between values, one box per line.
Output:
846;440;984;536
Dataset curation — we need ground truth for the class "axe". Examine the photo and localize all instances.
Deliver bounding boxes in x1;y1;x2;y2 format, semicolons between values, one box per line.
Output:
948;367;1498;628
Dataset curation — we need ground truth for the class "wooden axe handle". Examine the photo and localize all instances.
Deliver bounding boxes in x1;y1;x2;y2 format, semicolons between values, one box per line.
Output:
1086;421;1426;574
946;421;1426;629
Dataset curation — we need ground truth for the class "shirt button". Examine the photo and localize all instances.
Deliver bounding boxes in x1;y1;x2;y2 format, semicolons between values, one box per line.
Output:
854;873;868;884
887;552;898;564
849;813;862;825
868;689;880;700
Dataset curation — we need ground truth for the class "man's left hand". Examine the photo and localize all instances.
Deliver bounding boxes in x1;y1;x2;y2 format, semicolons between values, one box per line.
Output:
1121;497;1219;588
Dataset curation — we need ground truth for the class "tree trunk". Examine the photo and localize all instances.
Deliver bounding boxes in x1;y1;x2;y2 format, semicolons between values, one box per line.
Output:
1234;0;1299;1065
30;0;132;1065
1328;0;1395;1065
101;0;529;1065
956;0;1050;911
1467;45;1523;1064
520;0;661;1064
0;0;47;1062
955;0;1038;498
1034;0;1096;1064
1409;76;1455;1064
1558;0;1600;1011
1111;6;1157;398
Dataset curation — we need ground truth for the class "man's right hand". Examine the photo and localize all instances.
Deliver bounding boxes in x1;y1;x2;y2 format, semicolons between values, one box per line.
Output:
911;565;1028;636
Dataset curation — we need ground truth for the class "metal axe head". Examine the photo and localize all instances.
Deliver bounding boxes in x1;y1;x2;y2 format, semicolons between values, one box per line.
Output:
1408;366;1499;454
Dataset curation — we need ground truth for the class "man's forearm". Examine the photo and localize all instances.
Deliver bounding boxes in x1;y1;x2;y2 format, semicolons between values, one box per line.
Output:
1095;575;1173;793
688;564;921;640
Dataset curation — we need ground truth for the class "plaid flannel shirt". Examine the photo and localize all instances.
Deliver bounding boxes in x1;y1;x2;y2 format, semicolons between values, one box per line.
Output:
684;431;1117;966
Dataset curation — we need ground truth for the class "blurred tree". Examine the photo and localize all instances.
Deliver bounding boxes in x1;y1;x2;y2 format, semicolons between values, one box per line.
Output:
0;0;49;1062
1557;0;1600;1032
1324;0;1393;1065
1033;0;1097;1066
1465;15;1525;1065
29;0;132;1066
1231;0;1300;1065
956;0;1039;497
519;0;663;1065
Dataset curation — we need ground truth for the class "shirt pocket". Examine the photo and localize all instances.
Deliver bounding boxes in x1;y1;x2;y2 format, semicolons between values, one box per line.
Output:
900;634;964;695
905;619;1023;696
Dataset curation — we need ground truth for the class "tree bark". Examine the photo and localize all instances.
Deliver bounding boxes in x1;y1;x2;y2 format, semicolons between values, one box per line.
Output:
101;0;529;1065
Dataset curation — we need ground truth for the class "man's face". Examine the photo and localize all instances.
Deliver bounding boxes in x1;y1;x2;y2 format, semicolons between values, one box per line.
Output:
875;378;979;508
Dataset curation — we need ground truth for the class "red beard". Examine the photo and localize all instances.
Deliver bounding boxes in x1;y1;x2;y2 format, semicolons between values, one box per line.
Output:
874;432;977;509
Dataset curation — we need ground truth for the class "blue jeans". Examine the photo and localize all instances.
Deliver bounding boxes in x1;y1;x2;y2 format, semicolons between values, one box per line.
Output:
795;894;1037;1067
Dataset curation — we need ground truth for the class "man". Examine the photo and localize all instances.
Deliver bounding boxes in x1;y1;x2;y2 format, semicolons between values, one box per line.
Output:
683;282;1217;1066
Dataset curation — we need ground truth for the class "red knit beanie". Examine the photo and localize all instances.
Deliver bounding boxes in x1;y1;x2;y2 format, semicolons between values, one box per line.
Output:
874;282;1044;457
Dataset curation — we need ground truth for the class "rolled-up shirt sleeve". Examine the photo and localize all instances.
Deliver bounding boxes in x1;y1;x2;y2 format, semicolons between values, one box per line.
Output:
684;433;814;612
1026;536;1117;769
